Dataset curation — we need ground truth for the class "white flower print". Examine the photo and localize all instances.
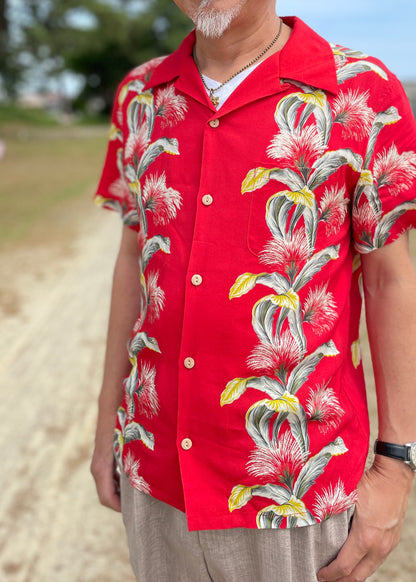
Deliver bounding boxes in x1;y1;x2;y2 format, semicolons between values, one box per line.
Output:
319;185;349;236
109;176;131;201
260;230;310;277
305;382;344;433
332;90;375;140
247;431;304;486
302;283;337;335
146;270;166;323
155;85;188;128
130;56;167;81
124;121;150;163
247;329;302;377
124;451;151;494
142;172;182;225
313;479;357;522
352;203;380;240
373;144;416;196
267;125;325;170
136;362;159;418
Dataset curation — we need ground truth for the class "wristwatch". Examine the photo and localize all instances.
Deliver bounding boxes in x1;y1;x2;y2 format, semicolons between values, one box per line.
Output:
374;439;416;472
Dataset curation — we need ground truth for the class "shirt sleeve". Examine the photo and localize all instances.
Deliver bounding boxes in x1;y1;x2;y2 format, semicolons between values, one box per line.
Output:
352;73;416;253
94;79;140;231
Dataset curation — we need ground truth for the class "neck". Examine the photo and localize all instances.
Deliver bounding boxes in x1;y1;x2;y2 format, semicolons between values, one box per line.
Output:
194;11;290;83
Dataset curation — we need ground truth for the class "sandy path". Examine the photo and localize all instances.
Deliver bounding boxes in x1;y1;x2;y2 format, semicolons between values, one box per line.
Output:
0;203;134;582
0;201;414;582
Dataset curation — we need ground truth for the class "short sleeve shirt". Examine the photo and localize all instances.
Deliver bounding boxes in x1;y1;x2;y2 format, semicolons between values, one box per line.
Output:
95;17;416;531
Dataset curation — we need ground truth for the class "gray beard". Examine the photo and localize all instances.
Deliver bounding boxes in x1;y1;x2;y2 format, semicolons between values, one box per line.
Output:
192;1;243;38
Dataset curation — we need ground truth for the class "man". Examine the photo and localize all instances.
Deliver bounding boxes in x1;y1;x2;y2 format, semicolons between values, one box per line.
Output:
91;1;416;580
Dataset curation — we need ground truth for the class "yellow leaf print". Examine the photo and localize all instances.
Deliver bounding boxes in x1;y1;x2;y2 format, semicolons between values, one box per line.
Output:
277;187;315;209
248;393;300;415
129;178;141;197
229;485;253;512
94;195;107;207
114;427;124;451
221;377;254;406
109;123;122;141
261;290;300;311
241;167;272;193
256;497;307;526
229;273;262;299
118;83;129;105
351;340;361;369
299;90;326;109
358;169;373;186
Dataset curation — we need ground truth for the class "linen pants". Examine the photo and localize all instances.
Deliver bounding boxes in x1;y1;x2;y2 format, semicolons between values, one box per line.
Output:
120;473;355;582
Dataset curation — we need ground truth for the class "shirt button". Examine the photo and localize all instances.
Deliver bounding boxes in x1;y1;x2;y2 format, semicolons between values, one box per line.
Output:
202;194;213;206
184;357;195;369
209;119;220;128
181;438;193;450
191;274;203;286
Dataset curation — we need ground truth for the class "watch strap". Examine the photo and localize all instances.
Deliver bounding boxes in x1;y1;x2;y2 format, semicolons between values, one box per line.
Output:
374;439;408;462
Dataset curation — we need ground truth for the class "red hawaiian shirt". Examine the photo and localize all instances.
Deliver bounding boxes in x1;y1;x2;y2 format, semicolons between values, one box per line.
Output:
95;17;416;531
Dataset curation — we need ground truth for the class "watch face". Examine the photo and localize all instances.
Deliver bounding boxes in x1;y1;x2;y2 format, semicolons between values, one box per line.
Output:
409;443;416;470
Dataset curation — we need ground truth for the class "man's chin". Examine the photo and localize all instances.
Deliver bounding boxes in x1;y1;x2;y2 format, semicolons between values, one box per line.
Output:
193;7;241;39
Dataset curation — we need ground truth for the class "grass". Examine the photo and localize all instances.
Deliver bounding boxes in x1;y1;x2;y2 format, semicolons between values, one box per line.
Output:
0;103;60;127
0;120;109;250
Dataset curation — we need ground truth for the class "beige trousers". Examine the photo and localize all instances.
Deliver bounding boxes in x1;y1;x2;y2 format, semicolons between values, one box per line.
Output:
120;473;355;582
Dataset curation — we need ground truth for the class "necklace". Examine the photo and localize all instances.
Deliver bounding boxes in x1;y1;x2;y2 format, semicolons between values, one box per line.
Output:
195;18;283;107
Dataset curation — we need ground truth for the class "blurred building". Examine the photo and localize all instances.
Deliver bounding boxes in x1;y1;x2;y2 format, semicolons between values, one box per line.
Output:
18;91;71;114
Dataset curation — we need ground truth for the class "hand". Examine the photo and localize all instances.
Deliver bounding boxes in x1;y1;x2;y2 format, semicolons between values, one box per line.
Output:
91;431;122;512
317;455;414;582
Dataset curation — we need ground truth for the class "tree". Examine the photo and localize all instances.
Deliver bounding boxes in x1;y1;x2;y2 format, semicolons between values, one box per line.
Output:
23;0;192;112
0;0;24;98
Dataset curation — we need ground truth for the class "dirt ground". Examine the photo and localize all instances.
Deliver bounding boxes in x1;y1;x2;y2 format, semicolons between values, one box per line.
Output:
0;198;414;582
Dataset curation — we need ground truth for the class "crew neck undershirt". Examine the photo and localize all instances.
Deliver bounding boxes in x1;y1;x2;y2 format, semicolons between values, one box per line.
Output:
201;61;261;109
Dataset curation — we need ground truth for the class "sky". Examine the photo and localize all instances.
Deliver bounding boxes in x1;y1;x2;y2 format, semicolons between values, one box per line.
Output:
276;0;416;81
8;0;416;97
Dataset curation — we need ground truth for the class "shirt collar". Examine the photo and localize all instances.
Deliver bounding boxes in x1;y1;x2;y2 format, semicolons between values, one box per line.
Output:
143;16;338;101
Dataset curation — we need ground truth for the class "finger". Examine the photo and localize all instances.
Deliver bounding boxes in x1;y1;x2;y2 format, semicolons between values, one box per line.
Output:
98;475;122;512
329;552;384;582
317;529;367;581
92;462;122;512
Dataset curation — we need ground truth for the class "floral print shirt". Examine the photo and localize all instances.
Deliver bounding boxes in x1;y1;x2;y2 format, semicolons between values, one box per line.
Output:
95;17;416;531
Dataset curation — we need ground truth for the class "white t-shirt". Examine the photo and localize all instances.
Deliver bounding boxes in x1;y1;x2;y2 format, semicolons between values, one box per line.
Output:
201;62;261;109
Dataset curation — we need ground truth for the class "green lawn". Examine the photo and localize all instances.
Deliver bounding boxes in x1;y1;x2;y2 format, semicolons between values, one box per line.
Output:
0;121;109;250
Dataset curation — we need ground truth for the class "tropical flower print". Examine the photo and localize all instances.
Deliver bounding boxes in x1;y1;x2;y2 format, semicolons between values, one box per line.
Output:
145;270;166;323
247;329;302;378
124;451;151;494
98;71;188;487
305;383;344;434
319;185;349;236
222;44;416;529
302;283;337;335
247;431;304;487
155;84;188;127
142;172;182;225
352;105;416;253
313;479;358;522
373;145;416;197
332;89;375;140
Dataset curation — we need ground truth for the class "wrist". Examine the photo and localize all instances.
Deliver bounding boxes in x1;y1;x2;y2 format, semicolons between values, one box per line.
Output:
373;453;415;486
